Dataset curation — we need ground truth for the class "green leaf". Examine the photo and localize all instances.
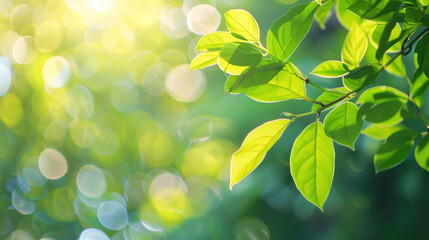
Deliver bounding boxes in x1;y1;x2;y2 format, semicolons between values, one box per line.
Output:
311;87;349;111
195;32;244;51
336;0;362;29
366;21;403;53
324;102;363;150
415;33;429;77
348;0;402;23
374;129;417;173
419;0;429;6
311;60;349;78
357;86;409;104
360;101;404;125
416;134;429;171
404;7;423;24
341;24;368;69
291;122;335;210
314;0;334;29
190;51;219;70
230;119;292;189
230;62;307;102
225;9;260;42
218;42;262;75
383;54;407;78
411;68;429;108
343;65;379;91
267;1;319;61
362;124;406;140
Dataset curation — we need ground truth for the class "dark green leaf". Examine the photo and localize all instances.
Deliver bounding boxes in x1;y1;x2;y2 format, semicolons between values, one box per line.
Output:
374;129;417;173
324;102;363;150
415;134;429;171
290;122;335;211
343;65;379;91
218;42;262;75
348;0;402;23
415;33;429;77
411;68;429;108
360;101;404;125
267;2;319;61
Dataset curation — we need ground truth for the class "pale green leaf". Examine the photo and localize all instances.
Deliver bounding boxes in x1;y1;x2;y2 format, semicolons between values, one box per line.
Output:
225;9;260;42
218;42;262;75
230;119;292;189
335;0;362;29
311;60;349;78
190;51;219;70
324;102;363;150
314;0;334;29
290;122;335;210
416;134;429;171
383;54;407;78
341;24;368;69
374;129;417;173
195;32;244;51
311;87;349;111
362;124;406;140
230;62;307;102
357;86;408;104
267;1;319;61
419;0;429;6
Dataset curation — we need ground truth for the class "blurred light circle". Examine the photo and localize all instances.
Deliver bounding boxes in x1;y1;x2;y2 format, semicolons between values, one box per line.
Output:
186;4;220;35
92;130;119;156
66;85;94;120
79;228;110;240
160;7;189;39
43;56;71;88
183;0;216;15
9;4;31;30
9;229;34;240
70;120;97;148
76;164;106;198
23;157;47;187
97;200;128;230
235;218;270;240
11;190;35;215
0;57;12;96
165;64;206;102
86;0;114;11
38;148;68;180
35;21;63;53
12;37;28;64
102;28;135;55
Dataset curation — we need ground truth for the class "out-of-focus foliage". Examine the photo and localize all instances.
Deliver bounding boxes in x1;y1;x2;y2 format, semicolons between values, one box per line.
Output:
1;0;429;240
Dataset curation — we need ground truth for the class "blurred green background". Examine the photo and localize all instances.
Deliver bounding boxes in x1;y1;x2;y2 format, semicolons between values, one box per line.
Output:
0;0;428;239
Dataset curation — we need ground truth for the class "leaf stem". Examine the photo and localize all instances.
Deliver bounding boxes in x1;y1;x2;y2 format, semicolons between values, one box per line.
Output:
304;96;325;107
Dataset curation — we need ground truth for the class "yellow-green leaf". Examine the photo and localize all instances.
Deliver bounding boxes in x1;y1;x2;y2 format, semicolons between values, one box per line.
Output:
311;60;349;78
218;42;262;75
190;51;219;70
290;122;335;211
225;9;260;42
230;119;292;189
195;32;244;51
362;124;406;140
341;24;368;69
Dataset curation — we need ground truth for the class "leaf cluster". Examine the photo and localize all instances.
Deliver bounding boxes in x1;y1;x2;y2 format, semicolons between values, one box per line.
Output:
191;0;429;210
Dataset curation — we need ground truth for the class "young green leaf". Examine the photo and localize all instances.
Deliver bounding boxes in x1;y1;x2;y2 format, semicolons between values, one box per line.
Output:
411;68;429;108
230;119;292;189
314;0;334;29
195;32;244;51
383;54;407;78
267;1;319;61
419;0;429;6
311;60;349;78
190;51;219;70
343;65;379;91
324;102;363;150
368;22;403;53
374;129;417;173
225;9;260;42
362;124;406;140
415;134;429;172
336;0;362;29
341;24;368;69
311;87;350;111
348;0;401;23
230;62;307;102
218;42;262;75
360;101;404;125
290;122;335;211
